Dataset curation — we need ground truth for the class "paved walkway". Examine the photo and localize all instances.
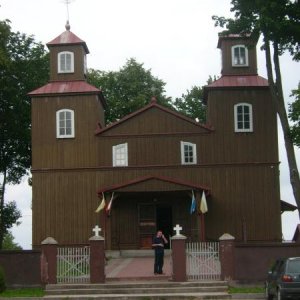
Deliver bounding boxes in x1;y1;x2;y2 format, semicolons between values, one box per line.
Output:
105;255;172;280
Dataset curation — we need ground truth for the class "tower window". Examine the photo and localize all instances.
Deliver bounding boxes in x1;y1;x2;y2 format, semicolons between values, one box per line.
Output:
56;109;75;138
181;141;197;165
58;51;74;73
234;103;253;132
113;143;128;167
232;45;248;67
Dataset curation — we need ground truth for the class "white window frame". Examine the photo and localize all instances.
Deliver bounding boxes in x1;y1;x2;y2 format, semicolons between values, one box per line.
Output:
180;141;197;165
58;51;74;73
56;109;75;138
231;45;248;67
234;103;253;132
112;143;128;167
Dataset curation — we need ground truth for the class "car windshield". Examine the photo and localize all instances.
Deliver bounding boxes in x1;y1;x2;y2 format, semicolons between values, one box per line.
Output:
287;259;300;273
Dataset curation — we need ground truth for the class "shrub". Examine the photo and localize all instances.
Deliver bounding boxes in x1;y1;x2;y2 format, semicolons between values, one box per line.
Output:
0;265;6;293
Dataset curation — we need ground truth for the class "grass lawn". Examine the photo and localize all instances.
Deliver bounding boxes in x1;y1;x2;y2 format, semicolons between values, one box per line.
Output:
0;288;45;297
229;286;265;294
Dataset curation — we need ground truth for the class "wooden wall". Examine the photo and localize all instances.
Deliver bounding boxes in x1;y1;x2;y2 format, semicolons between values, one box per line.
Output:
31;82;281;249
32;163;282;248
48;45;86;81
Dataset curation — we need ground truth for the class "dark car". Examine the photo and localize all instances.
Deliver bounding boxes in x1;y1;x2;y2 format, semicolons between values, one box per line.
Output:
265;257;300;299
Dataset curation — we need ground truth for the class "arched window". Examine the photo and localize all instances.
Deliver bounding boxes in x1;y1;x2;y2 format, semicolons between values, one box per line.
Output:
56;109;75;138
181;141;197;165
112;143;128;167
58;51;74;73
231;45;248;67
234;103;253;132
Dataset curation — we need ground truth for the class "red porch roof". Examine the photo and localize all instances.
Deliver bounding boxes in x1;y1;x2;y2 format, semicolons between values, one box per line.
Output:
97;175;210;195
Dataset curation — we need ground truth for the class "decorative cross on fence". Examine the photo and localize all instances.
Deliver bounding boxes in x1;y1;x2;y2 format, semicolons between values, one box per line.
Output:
92;225;101;237
173;224;183;236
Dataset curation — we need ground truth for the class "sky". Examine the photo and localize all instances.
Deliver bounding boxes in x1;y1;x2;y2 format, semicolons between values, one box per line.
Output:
0;0;299;249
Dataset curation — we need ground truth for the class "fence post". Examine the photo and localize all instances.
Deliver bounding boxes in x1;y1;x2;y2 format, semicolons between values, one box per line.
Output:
219;233;235;281
171;227;187;282
89;235;105;283
41;237;58;284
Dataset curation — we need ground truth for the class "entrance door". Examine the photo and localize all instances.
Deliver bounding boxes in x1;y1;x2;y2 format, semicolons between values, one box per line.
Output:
156;205;172;249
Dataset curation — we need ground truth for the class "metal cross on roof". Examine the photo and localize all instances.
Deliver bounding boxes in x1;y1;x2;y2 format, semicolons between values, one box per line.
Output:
62;0;75;23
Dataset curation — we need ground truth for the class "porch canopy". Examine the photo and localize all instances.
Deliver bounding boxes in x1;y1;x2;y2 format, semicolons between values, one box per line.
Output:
97;175;210;195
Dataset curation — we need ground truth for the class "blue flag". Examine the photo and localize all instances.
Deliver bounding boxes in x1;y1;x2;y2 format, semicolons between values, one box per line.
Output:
190;190;196;214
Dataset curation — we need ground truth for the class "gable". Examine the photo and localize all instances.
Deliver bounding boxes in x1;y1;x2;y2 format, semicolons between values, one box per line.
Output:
98;175;209;193
96;102;213;136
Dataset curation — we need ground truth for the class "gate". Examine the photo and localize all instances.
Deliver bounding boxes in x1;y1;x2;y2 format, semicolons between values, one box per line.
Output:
186;242;221;280
57;246;90;283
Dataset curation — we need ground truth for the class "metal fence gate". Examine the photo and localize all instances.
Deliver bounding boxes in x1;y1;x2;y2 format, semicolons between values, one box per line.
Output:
57;246;90;283
186;242;221;280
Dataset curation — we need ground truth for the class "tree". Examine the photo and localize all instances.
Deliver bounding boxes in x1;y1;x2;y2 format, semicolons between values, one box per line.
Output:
87;58;172;124
213;0;300;216
0;20;49;248
289;83;300;147
174;77;217;123
174;86;206;123
2;231;22;250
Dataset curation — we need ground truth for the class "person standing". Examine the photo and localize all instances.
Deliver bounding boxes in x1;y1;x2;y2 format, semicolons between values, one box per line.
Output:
152;230;168;275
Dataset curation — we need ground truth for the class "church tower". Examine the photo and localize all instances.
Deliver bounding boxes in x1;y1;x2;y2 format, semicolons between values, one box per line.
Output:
29;24;106;247
203;34;282;241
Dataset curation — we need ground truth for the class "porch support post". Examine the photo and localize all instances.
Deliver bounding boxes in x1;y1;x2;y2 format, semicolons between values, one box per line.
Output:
171;233;187;282
219;233;235;281
89;235;105;283
41;237;58;284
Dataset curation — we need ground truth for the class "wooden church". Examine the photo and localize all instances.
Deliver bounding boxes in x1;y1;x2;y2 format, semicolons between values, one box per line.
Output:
29;24;284;249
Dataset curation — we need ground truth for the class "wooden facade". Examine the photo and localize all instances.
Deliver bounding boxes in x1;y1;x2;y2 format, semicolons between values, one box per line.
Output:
30;28;282;249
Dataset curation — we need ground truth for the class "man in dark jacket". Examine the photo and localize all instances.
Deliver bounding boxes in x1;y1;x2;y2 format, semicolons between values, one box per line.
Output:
152;230;168;274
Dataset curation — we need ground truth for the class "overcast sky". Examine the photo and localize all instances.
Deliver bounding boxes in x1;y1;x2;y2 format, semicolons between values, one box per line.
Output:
1;0;299;249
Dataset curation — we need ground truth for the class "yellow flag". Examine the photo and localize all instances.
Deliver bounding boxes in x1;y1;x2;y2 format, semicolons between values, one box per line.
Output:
95;193;106;213
200;191;208;214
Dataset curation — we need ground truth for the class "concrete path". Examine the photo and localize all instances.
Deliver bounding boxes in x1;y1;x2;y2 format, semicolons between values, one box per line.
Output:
106;255;172;280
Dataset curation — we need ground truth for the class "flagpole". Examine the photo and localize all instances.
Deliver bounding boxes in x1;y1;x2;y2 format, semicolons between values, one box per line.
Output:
200;212;206;242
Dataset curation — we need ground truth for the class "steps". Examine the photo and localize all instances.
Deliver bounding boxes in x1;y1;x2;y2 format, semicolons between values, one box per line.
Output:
45;281;231;299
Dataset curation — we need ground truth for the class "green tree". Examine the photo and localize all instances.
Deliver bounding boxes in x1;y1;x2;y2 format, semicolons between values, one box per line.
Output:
2;231;22;250
289;83;300;147
0;20;49;248
87;58;172;124
213;0;300;216
174;86;206;123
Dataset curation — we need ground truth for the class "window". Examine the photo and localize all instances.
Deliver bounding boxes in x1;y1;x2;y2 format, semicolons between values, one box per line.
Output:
113;143;128;167
56;109;75;138
234;103;253;132
181;142;197;165
58;51;74;73
232;45;248;66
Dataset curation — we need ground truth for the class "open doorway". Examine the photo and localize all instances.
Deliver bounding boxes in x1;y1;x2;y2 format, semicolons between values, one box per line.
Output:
156;205;172;249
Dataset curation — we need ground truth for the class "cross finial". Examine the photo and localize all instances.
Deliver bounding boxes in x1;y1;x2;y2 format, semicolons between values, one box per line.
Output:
62;0;75;28
173;224;183;236
92;225;102;237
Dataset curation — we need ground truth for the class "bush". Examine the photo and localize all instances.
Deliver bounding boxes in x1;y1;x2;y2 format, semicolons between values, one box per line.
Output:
0;265;6;293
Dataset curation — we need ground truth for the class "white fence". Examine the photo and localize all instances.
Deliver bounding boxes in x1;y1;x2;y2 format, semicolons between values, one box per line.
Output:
186;242;221;280
57;246;90;283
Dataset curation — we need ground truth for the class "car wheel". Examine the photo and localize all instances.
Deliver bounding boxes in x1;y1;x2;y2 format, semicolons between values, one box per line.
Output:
265;283;273;299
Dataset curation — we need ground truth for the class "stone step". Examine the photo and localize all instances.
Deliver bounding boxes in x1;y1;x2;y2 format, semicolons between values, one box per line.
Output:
44;292;231;299
46;281;229;290
45;281;231;299
46;286;227;296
